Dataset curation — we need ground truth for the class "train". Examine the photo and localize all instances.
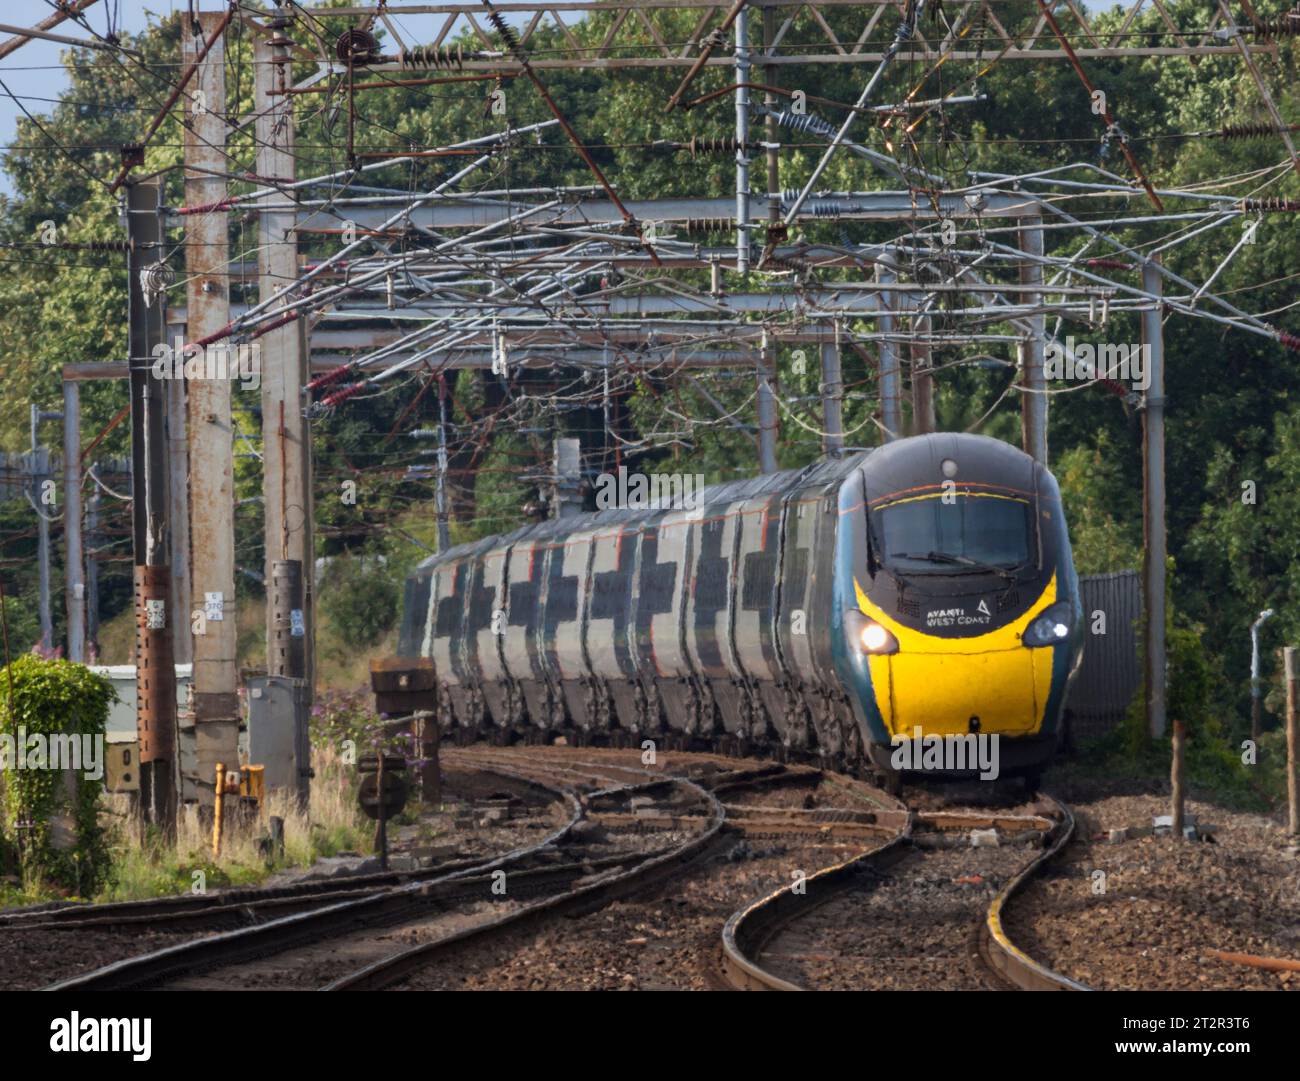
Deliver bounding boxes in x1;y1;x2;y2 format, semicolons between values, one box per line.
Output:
398;432;1085;781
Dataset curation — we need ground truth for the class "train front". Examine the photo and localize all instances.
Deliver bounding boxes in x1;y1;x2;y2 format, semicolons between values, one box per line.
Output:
832;433;1083;780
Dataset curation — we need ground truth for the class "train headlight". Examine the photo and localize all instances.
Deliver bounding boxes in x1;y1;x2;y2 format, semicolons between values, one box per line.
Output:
1022;602;1073;647
845;609;899;655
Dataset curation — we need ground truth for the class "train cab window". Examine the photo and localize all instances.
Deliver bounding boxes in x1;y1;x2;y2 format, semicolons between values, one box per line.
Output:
873;494;1031;574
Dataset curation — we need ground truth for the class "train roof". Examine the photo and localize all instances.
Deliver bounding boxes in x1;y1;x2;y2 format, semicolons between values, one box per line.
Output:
409;433;1040;574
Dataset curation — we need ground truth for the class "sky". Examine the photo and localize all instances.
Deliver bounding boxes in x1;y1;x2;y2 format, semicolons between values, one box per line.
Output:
0;0;1121;198
0;1;161;195
0;1;545;196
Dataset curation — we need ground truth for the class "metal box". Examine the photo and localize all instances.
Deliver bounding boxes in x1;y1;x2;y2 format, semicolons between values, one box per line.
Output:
104;741;141;793
245;676;311;803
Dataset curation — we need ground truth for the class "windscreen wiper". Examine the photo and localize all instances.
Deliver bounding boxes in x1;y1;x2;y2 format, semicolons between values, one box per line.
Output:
894;551;1019;585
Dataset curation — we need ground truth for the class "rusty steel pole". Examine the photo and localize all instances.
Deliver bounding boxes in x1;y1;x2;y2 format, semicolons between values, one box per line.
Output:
0;1;100;63
256;17;315;705
183;14;239;809
166;375;191;667
126;179;177;835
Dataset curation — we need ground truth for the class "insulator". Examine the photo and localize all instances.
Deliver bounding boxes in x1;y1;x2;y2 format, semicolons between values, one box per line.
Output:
683;217;737;235
321;382;365;411
335;28;378;64
766;109;837;139
307;364;354;393
802;200;845;218
399;43;465;70
699;27;730;53
1279;330;1300;353
685;135;751;157
1247;15;1300;37
763;256;803;273
1218;122;1300;140
1240;198;1300;213
139;261;174;305
485;9;523;54
778;190;845;217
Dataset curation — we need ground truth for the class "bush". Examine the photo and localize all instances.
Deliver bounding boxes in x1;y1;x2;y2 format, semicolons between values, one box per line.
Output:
319;554;401;651
0;655;116;893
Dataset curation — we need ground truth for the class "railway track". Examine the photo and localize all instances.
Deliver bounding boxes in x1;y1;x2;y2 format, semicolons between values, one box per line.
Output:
324;772;727;990
5;769;570;935
29;747;1083;992
42;760;726;991
719;793;1090;991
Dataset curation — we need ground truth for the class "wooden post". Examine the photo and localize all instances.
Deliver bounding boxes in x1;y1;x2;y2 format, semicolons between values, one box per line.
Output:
1285;646;1297;840
421;710;441;807
375;751;388;872
1170;718;1186;841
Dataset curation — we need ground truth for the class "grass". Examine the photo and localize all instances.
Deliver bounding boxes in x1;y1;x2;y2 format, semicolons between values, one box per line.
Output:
0;741;374;908
100;740;374;902
2;578;403;908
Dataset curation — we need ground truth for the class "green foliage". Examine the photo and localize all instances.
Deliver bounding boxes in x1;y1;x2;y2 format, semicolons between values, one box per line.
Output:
1072;569;1271;810
0;656;116;893
318;552;401;651
1053;431;1142;575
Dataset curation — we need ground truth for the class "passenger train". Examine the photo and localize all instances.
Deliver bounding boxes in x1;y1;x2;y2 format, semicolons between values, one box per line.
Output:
398;432;1085;780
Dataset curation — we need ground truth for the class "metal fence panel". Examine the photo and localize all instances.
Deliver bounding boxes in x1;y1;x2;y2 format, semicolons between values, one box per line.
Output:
1067;570;1144;742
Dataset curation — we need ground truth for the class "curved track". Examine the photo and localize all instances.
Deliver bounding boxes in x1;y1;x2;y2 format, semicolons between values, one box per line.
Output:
324;772;728;990
29;746;1086;992
7;770;569;934
43;765;583;991
43;762;723;991
977;798;1092;991
719;794;1089;991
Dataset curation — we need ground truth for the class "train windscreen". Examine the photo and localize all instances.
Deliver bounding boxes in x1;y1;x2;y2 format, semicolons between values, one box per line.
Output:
873;493;1031;573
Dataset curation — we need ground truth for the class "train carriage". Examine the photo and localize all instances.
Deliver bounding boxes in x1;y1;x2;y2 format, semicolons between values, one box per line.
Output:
398;432;1084;778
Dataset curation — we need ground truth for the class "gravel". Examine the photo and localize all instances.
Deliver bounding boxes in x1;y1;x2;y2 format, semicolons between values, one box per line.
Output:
1003;778;1300;990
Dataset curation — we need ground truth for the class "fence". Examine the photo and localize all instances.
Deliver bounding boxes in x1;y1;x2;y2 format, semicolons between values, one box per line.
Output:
1066;570;1144;743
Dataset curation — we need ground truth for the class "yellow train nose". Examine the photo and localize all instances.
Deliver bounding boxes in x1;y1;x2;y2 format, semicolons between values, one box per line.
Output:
869;648;1051;736
852;572;1059;739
